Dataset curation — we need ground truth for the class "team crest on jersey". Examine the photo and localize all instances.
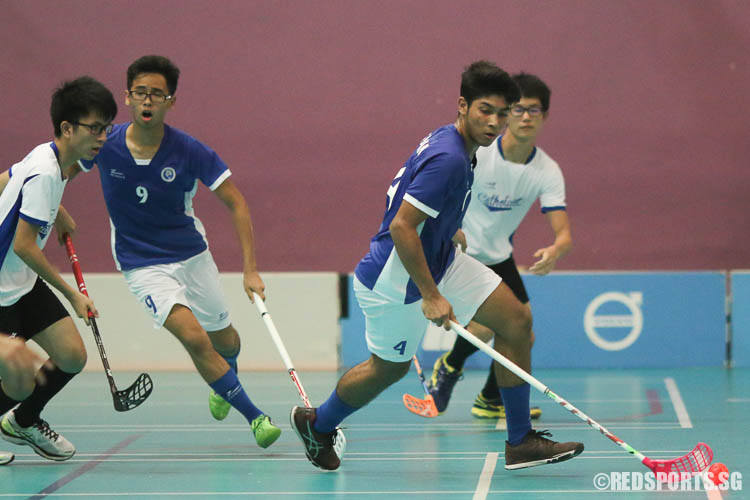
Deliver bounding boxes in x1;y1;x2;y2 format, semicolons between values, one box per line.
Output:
160;167;176;182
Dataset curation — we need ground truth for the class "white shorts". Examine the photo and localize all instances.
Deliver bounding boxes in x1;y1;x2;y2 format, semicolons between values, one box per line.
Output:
354;249;501;362
123;250;232;332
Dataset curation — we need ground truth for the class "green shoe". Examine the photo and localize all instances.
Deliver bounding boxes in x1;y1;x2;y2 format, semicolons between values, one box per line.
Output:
251;414;281;449
209;391;232;420
471;393;543;420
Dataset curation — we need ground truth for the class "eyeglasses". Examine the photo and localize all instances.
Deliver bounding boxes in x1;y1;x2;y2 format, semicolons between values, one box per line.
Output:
510;105;544;117
128;90;172;103
72;121;113;135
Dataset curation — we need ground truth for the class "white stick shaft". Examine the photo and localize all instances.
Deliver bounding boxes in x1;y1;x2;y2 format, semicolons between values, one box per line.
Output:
253;293;311;407
449;321;646;463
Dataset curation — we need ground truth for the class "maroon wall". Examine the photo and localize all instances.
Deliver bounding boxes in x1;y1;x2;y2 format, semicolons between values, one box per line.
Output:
1;1;748;272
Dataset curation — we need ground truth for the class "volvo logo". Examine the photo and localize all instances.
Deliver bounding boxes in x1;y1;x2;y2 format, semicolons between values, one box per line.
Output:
583;292;643;351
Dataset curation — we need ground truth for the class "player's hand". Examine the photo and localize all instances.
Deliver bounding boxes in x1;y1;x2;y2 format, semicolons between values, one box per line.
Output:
452;229;467;252
54;207;76;245
68;291;99;325
421;293;456;331
528;246;559;275
244;270;265;302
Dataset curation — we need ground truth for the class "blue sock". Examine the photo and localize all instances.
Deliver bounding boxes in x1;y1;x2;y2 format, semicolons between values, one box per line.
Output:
209;369;262;423
500;383;532;446
314;389;358;433
222;353;239;374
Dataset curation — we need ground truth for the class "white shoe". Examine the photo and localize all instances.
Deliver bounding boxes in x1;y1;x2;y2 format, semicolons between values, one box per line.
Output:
0;411;75;461
0;450;13;465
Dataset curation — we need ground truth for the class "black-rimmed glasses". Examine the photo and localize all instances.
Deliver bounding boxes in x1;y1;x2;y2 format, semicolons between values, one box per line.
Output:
128;90;172;103
72;121;113;135
510;105;544;117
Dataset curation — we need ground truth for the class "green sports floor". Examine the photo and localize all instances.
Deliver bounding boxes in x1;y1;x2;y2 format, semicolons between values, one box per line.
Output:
1;367;747;499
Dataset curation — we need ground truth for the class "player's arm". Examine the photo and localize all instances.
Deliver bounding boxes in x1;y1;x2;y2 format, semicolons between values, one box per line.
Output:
213;177;265;302
13;218;98;323
452;228;467;252
528;210;572;275
54;205;76;245
390;201;456;329
0;170;9;196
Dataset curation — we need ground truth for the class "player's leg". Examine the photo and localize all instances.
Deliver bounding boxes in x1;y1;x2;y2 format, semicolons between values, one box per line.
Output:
0;280;83;461
472;285;582;468
472;321;542;420
164;306;280;448
179;251;244;421
206;325;240;420
290;278;424;470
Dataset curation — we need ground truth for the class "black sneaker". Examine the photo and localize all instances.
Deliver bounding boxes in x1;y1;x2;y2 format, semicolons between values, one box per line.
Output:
505;429;583;470
290;406;341;471
428;354;463;413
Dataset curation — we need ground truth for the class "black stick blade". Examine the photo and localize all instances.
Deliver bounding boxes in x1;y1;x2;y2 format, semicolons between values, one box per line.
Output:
113;373;153;412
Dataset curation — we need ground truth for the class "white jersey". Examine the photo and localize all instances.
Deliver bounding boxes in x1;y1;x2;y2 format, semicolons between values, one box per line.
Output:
0;143;67;306
462;137;566;265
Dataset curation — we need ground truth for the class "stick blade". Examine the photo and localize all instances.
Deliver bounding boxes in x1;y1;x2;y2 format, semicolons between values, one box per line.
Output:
643;442;713;476
113;373;153;412
403;393;438;418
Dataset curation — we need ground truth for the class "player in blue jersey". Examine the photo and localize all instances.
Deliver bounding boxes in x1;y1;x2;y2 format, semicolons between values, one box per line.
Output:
73;55;280;448
291;61;583;471
428;73;571;421
0;77;117;461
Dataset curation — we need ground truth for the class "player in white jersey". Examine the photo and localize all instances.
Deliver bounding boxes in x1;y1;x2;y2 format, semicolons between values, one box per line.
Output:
72;55;281;449
428;73;573;421
290;62;582;471
0;77;117;462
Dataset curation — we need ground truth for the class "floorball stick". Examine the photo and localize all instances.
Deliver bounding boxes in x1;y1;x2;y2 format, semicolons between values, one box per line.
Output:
64;234;153;412
253;293;346;457
403;355;438;418
450;321;712;476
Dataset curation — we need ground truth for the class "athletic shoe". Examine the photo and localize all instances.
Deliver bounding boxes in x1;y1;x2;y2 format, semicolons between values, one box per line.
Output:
209;390;232;420
251;414;281;448
290;406;341;471
504;429;583;470
428;353;463;413
0;451;13;465
0;411;75;461
471;393;543;420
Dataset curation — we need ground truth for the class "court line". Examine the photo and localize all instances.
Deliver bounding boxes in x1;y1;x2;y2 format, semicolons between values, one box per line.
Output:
472;452;498;500
664;377;692;428
27;434;143;500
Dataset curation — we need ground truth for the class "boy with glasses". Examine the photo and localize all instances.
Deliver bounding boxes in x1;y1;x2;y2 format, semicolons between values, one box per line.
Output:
73;55;281;449
291;63;582;471
0;76;117;461
428;73;573;424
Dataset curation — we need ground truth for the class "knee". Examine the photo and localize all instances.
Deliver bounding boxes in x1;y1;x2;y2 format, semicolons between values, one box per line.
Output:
2;378;35;401
210;326;240;357
55;344;87;373
371;356;411;385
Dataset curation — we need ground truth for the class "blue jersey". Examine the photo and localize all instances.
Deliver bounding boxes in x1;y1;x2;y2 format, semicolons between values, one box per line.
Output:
80;123;230;271
355;124;474;304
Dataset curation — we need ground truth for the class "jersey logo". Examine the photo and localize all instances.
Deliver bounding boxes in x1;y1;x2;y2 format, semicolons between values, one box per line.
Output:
478;193;523;211
109;169;126;179
160;167;176;182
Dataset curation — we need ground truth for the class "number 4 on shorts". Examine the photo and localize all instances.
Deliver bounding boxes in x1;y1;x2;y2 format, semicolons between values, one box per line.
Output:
393;341;407;356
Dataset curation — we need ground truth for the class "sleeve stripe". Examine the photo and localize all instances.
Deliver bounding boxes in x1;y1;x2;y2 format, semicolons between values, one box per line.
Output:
541;205;566;214
209;169;232;191
403;193;439;218
19;212;48;228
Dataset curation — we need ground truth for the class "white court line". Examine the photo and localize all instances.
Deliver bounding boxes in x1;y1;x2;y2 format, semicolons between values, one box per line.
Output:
473;452;498;500
495;419;506;431
664;377;692;428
